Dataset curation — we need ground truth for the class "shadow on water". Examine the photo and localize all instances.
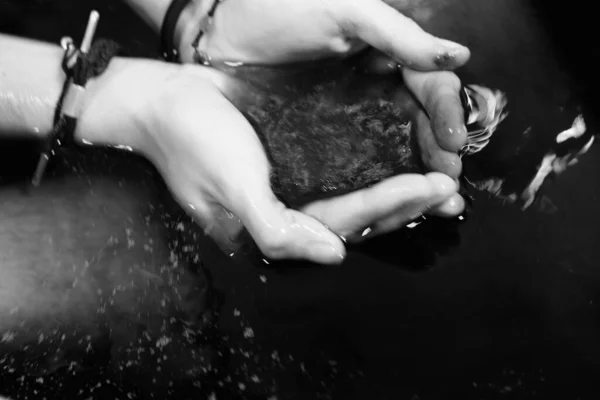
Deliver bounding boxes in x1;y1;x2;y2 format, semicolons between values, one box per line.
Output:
2;0;600;399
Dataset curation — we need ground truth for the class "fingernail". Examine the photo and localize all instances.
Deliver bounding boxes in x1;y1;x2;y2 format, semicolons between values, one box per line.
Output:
308;242;345;264
435;40;468;68
434;50;460;69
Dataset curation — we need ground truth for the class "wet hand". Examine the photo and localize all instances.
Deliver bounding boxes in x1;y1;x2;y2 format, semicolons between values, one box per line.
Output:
360;52;469;180
404;68;468;180
176;0;470;180
133;66;345;264
122;65;462;264
177;0;470;69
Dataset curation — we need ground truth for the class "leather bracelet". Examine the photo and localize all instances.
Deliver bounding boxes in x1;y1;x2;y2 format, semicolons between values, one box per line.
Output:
160;0;192;62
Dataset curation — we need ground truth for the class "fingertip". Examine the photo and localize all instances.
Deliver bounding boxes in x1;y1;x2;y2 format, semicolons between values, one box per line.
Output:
250;206;347;265
444;152;463;180
298;218;347;265
307;240;347;265
434;39;471;70
344;0;471;72
425;172;458;198
429;192;466;217
426;74;469;153
445;124;469;153
431;104;468;153
416;109;458;178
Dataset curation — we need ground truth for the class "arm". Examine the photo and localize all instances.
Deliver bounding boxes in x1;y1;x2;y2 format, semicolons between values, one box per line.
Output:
0;35;64;139
1;32;463;265
0;34;171;152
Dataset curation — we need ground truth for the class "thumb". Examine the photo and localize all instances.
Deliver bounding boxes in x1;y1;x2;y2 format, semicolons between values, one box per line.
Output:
337;0;470;71
230;188;346;265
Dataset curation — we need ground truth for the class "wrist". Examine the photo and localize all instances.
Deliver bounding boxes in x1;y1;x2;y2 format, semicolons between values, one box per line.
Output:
76;57;180;157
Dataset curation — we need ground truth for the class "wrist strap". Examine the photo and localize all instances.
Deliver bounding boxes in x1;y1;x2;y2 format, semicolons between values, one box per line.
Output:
31;11;122;187
160;0;192;62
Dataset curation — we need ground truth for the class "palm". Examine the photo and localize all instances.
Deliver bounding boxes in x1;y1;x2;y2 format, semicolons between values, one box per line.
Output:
148;74;462;261
158;0;471;263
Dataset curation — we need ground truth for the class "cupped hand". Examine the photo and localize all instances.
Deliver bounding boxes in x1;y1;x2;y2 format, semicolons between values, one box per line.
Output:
176;0;470;180
357;49;469;180
117;65;463;264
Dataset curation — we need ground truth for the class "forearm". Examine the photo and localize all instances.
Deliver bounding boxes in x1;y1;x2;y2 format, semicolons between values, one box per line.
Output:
0;33;175;155
0;35;64;139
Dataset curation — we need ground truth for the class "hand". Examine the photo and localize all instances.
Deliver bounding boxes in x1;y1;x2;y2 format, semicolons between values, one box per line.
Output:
177;0;469;68
176;0;470;181
404;68;468;180
299;65;468;242
173;0;468;260
78;60;463;264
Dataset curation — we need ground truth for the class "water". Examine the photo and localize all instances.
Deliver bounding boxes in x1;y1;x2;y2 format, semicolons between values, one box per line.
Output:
2;0;600;399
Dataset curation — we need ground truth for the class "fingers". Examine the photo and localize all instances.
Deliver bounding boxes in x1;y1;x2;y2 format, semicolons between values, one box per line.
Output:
414;107;463;179
301;172;458;241
358;55;469;179
336;0;470;71
401;69;467;179
429;192;465;218
403;68;468;153
229;188;346;265
357;188;465;240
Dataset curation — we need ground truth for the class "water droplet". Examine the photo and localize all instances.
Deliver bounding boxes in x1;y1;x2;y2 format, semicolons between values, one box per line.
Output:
111;144;133;152
243;327;254;339
224;61;245;67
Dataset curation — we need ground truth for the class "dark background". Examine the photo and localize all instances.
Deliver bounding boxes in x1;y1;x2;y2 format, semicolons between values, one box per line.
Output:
2;0;600;399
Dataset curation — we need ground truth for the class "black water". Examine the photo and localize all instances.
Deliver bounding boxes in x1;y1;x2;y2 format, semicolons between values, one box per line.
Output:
1;0;600;399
